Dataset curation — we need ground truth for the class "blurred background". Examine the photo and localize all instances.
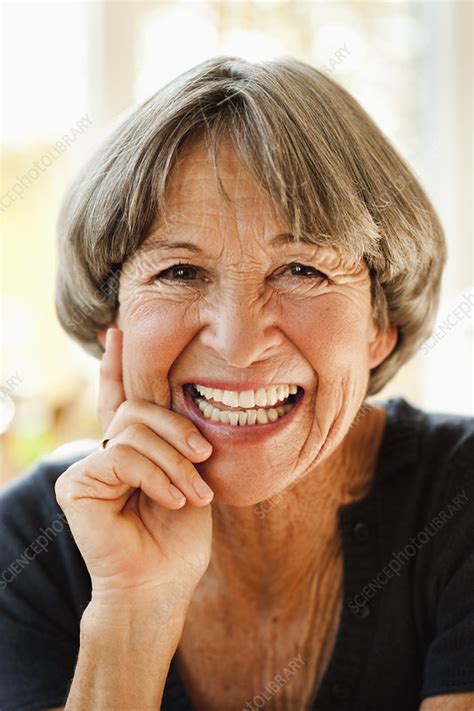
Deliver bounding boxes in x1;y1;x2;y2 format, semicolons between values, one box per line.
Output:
1;0;473;486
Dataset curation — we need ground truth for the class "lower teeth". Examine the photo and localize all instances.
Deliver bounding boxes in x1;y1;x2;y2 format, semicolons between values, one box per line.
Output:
193;397;295;426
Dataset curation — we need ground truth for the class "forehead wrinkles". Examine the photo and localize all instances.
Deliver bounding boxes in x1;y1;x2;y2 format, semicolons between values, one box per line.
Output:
157;199;288;263
155;138;292;259
169;162;256;201
172;135;258;191
163;183;283;227
142;141;364;275
166;138;283;216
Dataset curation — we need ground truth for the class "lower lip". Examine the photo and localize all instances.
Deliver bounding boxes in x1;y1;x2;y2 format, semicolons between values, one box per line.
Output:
181;386;305;443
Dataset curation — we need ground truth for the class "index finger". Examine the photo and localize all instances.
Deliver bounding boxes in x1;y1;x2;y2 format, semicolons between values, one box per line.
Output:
97;327;126;432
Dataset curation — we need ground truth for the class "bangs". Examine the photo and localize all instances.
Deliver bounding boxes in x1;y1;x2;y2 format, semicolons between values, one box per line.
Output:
141;85;382;274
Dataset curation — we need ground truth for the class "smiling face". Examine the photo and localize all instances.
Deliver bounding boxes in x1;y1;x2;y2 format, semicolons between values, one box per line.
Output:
112;136;396;506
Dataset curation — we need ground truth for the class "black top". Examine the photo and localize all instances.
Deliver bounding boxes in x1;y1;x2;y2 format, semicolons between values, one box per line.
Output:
0;397;473;711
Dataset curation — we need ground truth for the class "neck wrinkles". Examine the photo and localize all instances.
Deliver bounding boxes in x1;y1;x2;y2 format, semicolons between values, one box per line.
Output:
206;404;388;607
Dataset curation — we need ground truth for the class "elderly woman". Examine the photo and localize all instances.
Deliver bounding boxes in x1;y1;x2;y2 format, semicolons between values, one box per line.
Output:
0;56;473;711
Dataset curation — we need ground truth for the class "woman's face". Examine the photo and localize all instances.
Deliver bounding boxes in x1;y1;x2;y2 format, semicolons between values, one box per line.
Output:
112;137;396;506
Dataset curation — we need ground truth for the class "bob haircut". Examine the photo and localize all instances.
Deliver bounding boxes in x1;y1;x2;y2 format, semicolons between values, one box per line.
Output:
55;55;446;396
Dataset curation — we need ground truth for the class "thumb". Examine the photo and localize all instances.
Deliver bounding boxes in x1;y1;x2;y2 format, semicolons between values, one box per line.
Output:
97;328;126;433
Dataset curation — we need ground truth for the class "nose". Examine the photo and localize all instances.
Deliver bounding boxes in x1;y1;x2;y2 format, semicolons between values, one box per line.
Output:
198;290;285;368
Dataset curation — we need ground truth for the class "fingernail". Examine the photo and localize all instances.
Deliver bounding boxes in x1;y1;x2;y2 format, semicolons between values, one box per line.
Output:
169;484;186;505
192;474;213;500
187;432;212;454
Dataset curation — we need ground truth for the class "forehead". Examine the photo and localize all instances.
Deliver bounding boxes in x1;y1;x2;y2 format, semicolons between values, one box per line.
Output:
136;137;362;274
161;136;283;222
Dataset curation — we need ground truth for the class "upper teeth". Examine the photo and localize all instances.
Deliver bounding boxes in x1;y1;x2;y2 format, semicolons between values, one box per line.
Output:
193;383;298;408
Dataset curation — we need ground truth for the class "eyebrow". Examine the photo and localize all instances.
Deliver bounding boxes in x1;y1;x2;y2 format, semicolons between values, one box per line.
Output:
137;237;204;254
136;232;314;255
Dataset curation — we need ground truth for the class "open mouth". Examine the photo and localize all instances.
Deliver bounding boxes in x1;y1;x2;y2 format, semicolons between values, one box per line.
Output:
183;383;305;427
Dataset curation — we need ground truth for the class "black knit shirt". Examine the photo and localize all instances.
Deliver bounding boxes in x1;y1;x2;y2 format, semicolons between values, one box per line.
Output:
0;398;473;711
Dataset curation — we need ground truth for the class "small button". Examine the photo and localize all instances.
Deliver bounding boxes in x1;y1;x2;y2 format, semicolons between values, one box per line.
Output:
352;521;369;542
331;681;352;700
351;603;370;619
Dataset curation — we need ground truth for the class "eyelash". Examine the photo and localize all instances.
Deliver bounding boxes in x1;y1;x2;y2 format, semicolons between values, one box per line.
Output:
153;262;328;284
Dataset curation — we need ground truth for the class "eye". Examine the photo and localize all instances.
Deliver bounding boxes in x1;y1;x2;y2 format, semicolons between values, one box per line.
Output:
151;261;327;286
280;262;328;281
153;263;206;283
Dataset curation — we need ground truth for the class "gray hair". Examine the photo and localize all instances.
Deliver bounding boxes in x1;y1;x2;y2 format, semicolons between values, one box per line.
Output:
55;55;446;395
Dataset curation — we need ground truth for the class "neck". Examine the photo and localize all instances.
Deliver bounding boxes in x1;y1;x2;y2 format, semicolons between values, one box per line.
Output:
206;403;387;607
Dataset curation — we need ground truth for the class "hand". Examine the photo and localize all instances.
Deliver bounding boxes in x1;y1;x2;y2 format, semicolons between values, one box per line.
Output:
55;328;214;606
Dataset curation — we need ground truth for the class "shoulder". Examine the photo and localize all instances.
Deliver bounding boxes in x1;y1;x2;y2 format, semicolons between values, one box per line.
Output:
0;439;99;537
381;397;473;483
415;400;473;493
383;395;473;446
418;402;474;456
374;398;473;550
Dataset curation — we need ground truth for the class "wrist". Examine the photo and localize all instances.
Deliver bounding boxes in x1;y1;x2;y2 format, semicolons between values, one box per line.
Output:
88;577;195;608
82;584;192;637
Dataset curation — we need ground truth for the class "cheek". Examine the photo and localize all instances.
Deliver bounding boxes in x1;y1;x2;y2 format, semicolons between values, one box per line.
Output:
282;297;371;373
120;298;194;402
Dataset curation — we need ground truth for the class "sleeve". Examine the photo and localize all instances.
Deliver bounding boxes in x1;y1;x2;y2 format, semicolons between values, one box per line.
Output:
420;427;474;700
0;454;91;711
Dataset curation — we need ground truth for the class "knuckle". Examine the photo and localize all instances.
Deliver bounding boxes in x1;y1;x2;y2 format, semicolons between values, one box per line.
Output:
54;457;100;510
99;355;115;376
165;410;198;442
169;447;193;475
115;399;131;419
54;474;66;502
54;470;74;507
166;409;186;428
113;398;143;421
124;422;149;440
98;357;109;375
107;441;130;466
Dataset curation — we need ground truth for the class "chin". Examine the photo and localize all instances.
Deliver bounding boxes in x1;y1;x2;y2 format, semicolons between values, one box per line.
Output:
194;455;294;507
